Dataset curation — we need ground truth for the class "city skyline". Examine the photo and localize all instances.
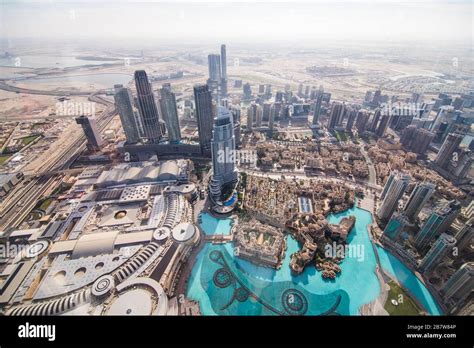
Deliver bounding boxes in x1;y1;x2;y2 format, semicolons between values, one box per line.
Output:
0;3;472;340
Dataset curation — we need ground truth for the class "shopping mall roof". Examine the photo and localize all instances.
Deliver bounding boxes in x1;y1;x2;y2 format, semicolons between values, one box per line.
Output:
95;161;180;187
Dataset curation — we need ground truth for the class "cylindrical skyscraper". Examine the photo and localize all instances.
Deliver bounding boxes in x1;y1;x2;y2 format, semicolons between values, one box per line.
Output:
209;107;238;203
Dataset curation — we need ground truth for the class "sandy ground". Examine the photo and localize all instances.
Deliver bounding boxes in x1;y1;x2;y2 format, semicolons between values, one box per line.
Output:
0;90;58;120
0;91;105;121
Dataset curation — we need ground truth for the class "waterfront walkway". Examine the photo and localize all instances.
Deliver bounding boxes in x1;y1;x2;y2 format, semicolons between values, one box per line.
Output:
205;234;233;243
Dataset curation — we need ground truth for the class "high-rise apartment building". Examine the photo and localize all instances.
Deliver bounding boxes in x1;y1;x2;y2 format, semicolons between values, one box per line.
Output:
434;133;463;169
328;102;345;131
415;200;461;249
419;233;456;273
377;171;410;221
312;85;324;126
442;262;473;313
403;182;435;221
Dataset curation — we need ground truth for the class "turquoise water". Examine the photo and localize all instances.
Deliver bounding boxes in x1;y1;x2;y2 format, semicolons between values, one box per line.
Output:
376;245;442;315
0;55;120;69
22;73;132;87
199;213;233;236
187;207;442;315
188;206;379;315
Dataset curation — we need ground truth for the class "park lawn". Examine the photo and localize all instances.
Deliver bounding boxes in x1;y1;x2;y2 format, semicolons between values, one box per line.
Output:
334;131;348;142
384;280;423;315
38;198;53;211
20;135;40;146
0;154;11;165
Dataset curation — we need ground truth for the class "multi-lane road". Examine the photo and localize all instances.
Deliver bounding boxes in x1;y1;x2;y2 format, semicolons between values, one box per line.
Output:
0;92;116;231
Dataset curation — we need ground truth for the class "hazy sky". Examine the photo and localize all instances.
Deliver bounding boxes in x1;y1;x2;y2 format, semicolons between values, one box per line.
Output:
1;0;472;45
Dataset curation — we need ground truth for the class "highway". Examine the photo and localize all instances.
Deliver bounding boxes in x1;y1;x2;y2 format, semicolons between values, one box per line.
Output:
0;80;106;97
0;93;116;231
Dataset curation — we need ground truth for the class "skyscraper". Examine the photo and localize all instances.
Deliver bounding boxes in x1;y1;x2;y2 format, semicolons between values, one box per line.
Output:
208;54;221;82
380;172;395;200
442;262;473;312
134;70;162;143
275;91;284;103
209;107;238;203
312;85;324;126
159;85;181;144
400;125;417;148
450;148;473;181
262;102;272;123
454;219;473;251
355;110;369;133
243;83;252;101
208;54;221;97
327;102;345;131
269;104;276;131
375;114;390;137
364;91;372;103
346;108;357;132
255;104;263;127
403;182;435;221
370;109;381;132
410;128;434;155
372;89;382;105
298;83;304;97
419;233;456;273
220;44;228;97
415;200;461;249
114;84;140;144
246;105;254;132
401;125;436;154
304;85;310;98
247;103;261;130
265;84;272;98
194;84;214;156
377;171;410;221
434;133;463;169
75;116;103;151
